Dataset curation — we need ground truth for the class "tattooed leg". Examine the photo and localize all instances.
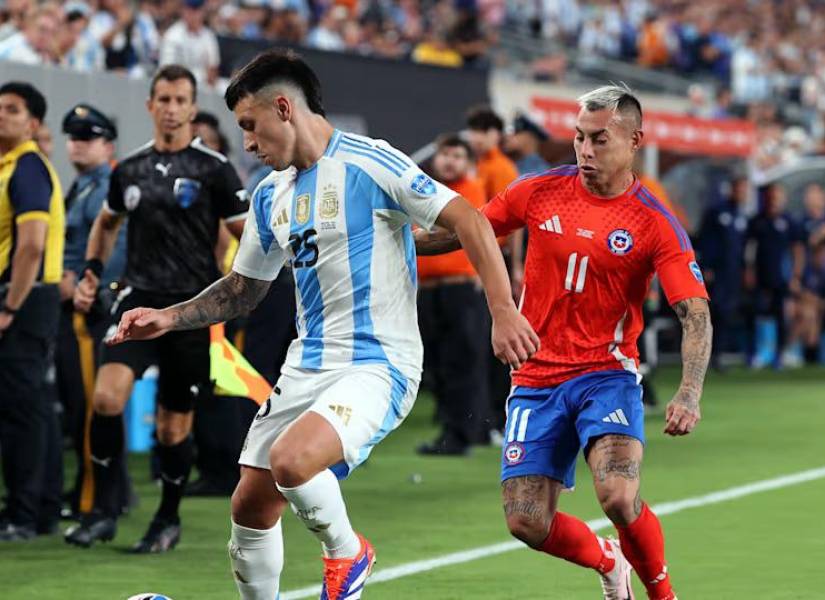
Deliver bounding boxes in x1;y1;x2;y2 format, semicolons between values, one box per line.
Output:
502;475;563;548
586;434;643;527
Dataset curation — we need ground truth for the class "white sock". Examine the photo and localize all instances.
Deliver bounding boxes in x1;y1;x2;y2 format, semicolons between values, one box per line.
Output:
276;469;361;559
228;520;284;600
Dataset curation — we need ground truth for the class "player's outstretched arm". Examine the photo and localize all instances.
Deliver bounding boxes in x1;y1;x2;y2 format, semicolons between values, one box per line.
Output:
434;196;540;369
665;297;712;436
106;271;271;345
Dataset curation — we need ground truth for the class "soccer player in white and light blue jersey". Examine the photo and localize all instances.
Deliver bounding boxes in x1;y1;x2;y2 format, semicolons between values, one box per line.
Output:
107;50;539;600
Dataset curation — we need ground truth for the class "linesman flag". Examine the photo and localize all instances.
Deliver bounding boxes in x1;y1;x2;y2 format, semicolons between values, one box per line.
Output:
209;323;271;405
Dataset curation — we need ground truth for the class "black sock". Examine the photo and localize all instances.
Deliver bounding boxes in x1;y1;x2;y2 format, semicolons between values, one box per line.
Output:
804;345;820;364
89;413;124;518
155;437;194;522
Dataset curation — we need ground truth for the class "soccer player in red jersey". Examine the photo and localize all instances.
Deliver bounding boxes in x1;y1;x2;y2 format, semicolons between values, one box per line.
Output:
417;86;711;599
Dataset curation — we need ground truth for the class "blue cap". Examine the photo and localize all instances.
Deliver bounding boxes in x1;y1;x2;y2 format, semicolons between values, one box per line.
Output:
184;0;206;8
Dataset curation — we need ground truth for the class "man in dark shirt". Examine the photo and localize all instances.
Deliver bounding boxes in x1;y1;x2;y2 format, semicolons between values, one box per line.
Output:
0;82;64;541
697;175;749;368
66;65;249;552
745;183;805;368
56;104;131;519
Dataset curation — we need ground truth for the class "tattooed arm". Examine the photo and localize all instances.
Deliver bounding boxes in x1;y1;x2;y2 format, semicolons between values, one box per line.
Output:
105;271;272;344
413;227;461;255
664;296;712;436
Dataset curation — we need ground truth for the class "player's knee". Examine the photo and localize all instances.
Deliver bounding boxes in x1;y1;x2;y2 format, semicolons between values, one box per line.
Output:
505;510;552;549
598;489;638;526
93;389;125;416
269;446;315;487
156;425;188;446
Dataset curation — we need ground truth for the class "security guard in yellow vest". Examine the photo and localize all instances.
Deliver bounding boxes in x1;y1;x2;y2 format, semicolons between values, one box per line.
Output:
0;82;65;541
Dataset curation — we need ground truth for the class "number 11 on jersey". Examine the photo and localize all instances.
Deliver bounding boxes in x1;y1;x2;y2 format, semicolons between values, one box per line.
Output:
565;253;589;293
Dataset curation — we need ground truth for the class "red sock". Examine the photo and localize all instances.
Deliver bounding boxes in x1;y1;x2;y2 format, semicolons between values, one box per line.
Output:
617;503;674;600
540;512;615;574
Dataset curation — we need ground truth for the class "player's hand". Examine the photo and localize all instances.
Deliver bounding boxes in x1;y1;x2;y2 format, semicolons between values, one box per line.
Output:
664;388;701;436
491;304;540;370
73;269;99;313
106;307;174;345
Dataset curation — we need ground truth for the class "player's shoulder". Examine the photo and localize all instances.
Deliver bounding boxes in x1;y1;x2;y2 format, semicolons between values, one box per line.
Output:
505;164;578;195
189;137;229;165
633;183;692;249
331;131;414;178
116;139;155;171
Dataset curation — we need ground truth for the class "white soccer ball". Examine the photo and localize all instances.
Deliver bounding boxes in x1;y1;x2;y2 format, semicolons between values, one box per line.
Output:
126;595;173;600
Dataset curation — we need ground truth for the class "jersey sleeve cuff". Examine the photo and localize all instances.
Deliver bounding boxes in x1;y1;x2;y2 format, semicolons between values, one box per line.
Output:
231;261;279;282
15;211;50;224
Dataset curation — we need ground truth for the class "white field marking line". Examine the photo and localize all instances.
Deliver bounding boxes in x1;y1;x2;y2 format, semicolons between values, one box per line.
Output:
281;466;825;599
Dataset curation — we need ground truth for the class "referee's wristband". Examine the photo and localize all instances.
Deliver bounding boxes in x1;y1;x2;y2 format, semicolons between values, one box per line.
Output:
84;259;104;279
1;304;18;316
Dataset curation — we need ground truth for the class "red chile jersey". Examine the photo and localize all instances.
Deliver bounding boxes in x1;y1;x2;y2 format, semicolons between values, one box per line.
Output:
483;165;708;388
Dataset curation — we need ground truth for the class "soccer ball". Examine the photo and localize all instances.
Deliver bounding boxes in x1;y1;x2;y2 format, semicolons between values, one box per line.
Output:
126;595;173;600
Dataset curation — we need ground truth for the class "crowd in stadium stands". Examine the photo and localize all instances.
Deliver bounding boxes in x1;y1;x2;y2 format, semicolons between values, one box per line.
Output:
0;0;501;76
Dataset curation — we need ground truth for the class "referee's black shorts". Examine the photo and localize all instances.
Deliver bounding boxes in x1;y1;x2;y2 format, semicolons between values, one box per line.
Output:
101;287;210;413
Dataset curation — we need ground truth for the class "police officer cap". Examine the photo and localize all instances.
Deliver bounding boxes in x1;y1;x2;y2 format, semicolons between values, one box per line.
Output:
513;113;549;142
62;104;117;141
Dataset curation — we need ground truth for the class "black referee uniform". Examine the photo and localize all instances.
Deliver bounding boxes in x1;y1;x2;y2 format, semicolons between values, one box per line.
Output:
69;137;248;548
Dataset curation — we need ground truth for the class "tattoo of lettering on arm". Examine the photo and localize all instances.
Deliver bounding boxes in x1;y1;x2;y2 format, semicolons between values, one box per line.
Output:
502;476;550;528
413;229;461;256
169;271;271;331
590;436;641;483
673;297;712;404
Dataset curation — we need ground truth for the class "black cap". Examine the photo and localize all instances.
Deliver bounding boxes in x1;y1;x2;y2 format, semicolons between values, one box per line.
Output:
512;113;549;142
62;104;117;141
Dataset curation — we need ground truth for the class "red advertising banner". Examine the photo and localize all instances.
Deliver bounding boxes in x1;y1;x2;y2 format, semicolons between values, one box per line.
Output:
531;96;756;157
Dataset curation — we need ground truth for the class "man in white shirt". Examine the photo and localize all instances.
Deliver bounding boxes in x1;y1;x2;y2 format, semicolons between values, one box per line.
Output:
0;4;59;65
160;0;220;87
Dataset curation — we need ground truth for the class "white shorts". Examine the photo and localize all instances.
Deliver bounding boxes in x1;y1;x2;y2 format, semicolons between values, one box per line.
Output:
239;363;419;477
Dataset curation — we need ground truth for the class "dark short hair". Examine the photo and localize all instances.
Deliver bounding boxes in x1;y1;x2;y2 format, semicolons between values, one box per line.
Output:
193;110;230;155
436;133;474;161
150;65;197;101
466;106;504;132
224;49;325;116
0;82;46;121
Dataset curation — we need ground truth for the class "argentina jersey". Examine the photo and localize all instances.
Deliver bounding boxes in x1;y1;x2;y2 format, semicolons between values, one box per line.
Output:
232;130;457;381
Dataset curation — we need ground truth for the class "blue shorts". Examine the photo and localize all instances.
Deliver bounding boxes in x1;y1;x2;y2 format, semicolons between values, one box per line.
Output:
501;370;645;489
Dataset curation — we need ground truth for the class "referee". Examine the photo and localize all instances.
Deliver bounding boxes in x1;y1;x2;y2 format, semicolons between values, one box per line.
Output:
66;65;249;552
0;82;65;541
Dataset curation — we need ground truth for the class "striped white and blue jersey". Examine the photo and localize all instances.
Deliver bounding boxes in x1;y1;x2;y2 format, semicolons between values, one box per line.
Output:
233;130;457;382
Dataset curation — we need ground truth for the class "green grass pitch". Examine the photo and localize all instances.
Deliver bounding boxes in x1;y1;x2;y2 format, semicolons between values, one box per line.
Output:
2;367;824;599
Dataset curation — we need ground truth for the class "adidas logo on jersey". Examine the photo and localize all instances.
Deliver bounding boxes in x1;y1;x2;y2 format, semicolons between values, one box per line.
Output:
539;215;563;234
274;209;289;227
602;409;629;426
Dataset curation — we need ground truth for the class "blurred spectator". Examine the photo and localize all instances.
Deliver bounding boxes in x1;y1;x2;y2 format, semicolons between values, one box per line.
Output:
745;183;806;368
61;2;105;73
504;112;550;176
0;3;60;66
697;175;749;369
417;134;488;456
160;0;220;87
89;0;159;77
33;122;53;157
466;105;518;200
192;111;230;156
0;0;33;42
450;10;490;67
731;33;770;104
636;11;671;68
412;27;462;67
307;5;347;51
